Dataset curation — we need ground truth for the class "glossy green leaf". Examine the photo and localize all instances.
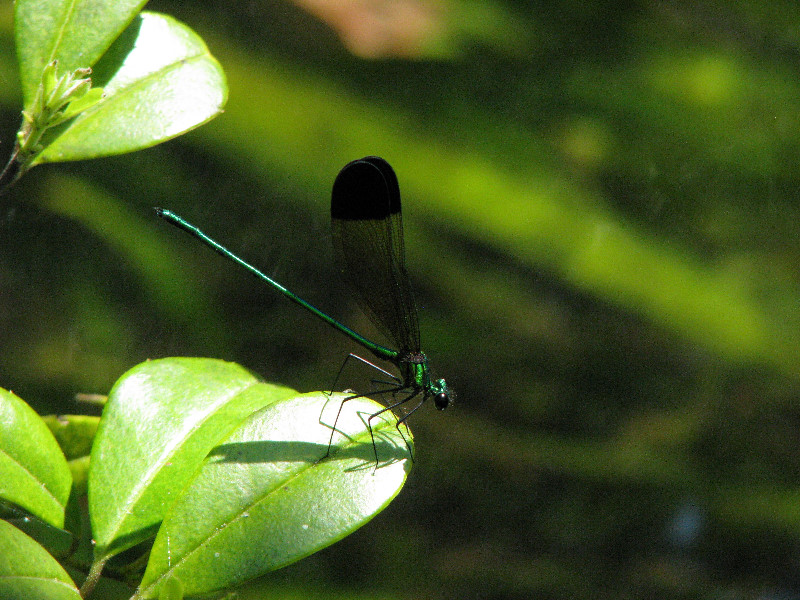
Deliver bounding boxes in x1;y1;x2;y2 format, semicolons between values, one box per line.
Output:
156;576;183;600
88;358;296;560
14;0;147;108
32;11;228;165
0;519;81;600
0;388;72;528
137;393;412;599
6;515;74;560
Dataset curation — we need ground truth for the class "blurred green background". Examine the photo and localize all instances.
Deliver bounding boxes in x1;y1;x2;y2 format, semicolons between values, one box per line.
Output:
3;1;800;598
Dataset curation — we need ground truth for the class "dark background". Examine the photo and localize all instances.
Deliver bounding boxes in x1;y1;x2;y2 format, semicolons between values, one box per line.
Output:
2;1;800;598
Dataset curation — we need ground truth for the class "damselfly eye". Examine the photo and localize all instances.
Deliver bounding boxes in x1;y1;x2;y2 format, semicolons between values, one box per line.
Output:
434;392;450;410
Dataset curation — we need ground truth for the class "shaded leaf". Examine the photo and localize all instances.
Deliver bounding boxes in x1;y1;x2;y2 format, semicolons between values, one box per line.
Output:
42;414;100;461
6;514;74;560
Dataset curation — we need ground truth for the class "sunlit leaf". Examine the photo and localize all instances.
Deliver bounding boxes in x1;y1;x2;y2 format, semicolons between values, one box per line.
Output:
137;392;412;599
0;388;72;528
32;11;228;164
88;358;295;560
0;519;80;600
14;0;147;108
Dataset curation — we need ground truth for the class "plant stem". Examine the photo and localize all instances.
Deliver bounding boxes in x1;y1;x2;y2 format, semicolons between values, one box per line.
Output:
79;557;108;599
0;148;21;197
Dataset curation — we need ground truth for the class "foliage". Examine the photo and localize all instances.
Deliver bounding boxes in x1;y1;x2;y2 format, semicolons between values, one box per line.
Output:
0;358;411;599
2;0;227;188
1;3;412;599
2;0;800;599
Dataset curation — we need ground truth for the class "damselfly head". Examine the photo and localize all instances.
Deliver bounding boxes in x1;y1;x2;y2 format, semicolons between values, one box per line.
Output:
433;378;451;410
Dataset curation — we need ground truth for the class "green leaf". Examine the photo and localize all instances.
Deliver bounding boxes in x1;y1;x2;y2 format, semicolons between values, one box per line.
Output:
136;392;412;599
156;576;183;600
0;388;72;528
50;86;105;127
46;413;95;557
6;515;74;560
42;414;100;461
14;0;147;108
88;358;296;560
32;11;228;165
0;519;81;600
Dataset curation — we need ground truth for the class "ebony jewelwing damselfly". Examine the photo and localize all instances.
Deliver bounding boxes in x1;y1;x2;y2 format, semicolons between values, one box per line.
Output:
155;157;451;465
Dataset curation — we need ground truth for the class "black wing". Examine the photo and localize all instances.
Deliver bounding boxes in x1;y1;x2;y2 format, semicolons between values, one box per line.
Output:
330;157;420;353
